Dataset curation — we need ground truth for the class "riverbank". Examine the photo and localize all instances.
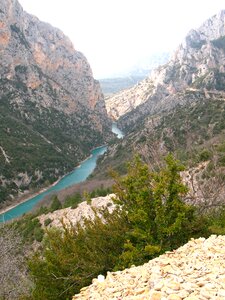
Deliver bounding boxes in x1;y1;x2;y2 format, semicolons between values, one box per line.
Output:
0;177;61;215
0;150;97;216
0;145;108;222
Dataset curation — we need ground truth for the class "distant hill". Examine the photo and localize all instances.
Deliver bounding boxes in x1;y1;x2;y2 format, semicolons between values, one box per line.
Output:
99;75;146;96
99;52;170;96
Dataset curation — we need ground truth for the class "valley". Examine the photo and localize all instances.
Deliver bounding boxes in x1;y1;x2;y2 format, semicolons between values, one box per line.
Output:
0;1;225;300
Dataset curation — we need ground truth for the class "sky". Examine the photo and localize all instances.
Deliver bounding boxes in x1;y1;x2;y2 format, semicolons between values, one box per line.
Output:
19;0;225;79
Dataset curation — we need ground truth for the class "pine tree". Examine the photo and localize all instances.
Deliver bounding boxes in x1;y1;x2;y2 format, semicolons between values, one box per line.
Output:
112;155;198;268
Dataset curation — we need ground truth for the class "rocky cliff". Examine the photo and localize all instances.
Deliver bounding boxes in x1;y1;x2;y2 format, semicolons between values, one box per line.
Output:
93;11;225;209
73;235;225;299
0;0;111;205
106;10;225;128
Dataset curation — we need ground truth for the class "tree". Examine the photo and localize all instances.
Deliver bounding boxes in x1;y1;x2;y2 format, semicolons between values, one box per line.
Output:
50;195;62;212
112;154;202;269
28;208;127;300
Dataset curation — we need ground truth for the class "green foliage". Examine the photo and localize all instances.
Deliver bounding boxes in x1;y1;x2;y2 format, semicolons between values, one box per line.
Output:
26;155;212;298
0;74;107;204
112;155;204;268
13;214;44;243
10;24;30;49
100;75;146;95
63;193;82;209
44;218;52;227
189;39;206;49
198;149;212;162
28;210;127;299
50;196;62;212
207;207;225;235
212;36;225;51
89;185;112;198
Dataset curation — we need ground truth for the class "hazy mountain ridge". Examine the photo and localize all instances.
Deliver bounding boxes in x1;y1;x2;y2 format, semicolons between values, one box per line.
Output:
99;75;146;97
100;52;170;97
0;0;111;205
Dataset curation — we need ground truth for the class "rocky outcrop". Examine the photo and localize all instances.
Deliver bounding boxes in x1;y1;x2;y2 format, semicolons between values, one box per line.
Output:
38;194;115;228
106;10;225;127
0;0;111;205
73;235;225;299
106;77;154;120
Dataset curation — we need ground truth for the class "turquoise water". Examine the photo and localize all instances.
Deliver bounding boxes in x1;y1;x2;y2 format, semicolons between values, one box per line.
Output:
112;122;124;139
0;146;107;222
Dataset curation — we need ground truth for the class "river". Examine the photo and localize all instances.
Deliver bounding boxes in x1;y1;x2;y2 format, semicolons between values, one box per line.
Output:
112;122;124;139
0;123;124;222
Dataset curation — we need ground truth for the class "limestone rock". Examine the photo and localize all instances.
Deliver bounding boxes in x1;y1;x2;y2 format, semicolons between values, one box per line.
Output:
73;235;225;299
38;194;116;228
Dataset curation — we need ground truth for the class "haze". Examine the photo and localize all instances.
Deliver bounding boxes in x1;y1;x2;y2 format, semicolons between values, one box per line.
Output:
19;0;225;78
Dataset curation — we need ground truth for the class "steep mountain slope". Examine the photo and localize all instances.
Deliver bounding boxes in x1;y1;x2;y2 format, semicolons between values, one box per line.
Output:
0;0;111;205
93;12;225;205
106;11;225;129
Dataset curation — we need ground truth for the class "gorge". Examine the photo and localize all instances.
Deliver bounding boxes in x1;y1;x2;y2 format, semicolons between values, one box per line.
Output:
0;123;124;222
0;2;225;300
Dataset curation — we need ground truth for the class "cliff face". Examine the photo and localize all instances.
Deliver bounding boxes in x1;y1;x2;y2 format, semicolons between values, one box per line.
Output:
106;10;225;127
0;0;106;116
0;0;110;205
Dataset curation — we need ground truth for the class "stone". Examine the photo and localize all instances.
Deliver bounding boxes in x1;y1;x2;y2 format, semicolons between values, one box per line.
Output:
154;281;164;290
167;281;181;291
149;291;162;300
167;295;182;300
106;10;225;127
218;289;225;297
73;235;225;299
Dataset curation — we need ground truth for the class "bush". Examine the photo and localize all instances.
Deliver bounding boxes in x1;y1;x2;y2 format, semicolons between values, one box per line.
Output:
50;196;62;212
198;149;212;162
44;218;52;226
63;193;82;209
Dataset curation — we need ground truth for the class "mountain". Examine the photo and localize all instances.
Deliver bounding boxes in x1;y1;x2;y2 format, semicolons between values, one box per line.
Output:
93;11;225;205
106;11;225;126
0;0;111;206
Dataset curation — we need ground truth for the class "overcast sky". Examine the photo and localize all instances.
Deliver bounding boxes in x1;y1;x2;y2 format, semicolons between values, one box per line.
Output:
19;0;225;78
